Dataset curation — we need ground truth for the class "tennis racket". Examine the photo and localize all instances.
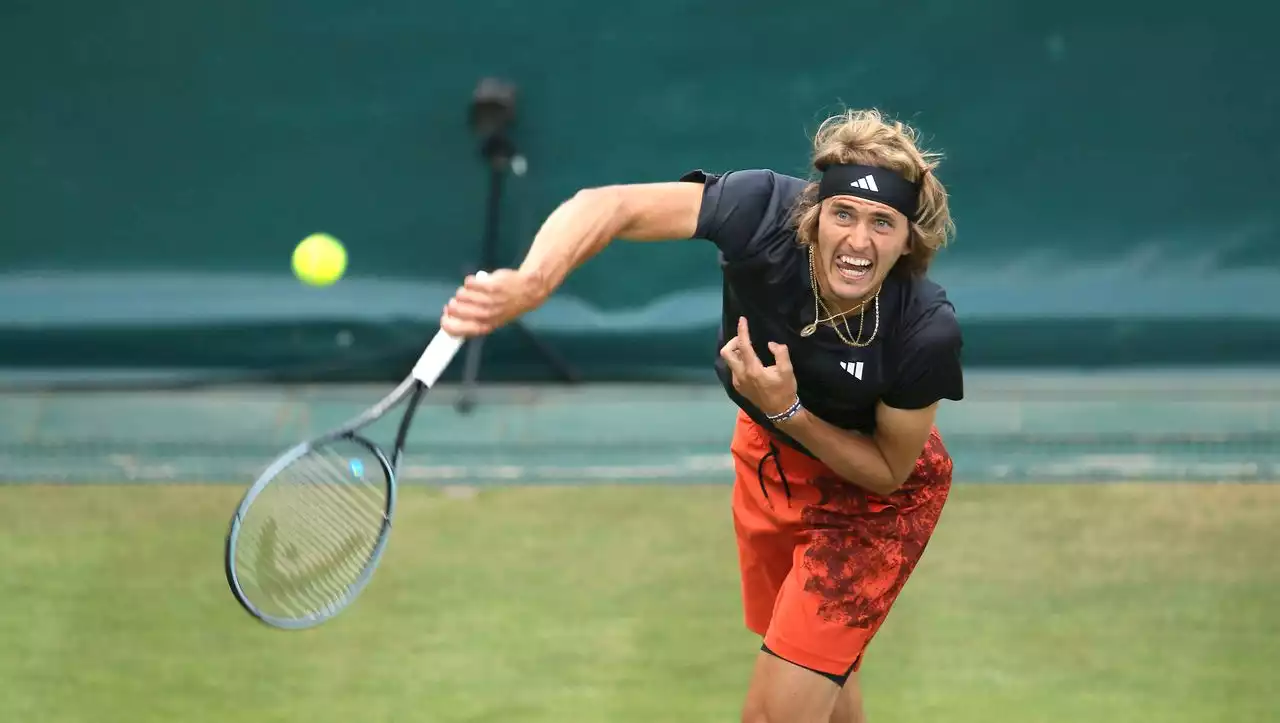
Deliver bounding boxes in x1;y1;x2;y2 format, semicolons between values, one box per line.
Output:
223;279;482;630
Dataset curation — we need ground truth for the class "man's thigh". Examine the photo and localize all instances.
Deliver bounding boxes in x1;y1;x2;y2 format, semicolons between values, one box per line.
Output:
829;672;865;723
758;530;892;680
741;649;842;723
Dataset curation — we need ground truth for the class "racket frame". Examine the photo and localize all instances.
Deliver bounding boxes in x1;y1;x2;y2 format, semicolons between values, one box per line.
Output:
223;430;398;629
224;304;475;629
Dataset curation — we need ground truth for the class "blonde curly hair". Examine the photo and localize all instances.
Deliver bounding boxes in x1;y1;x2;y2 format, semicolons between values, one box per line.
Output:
791;109;956;276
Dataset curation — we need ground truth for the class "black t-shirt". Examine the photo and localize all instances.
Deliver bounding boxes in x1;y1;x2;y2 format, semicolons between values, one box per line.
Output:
681;168;964;455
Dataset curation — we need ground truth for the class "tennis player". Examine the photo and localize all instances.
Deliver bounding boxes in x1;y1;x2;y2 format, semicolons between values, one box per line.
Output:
441;108;963;723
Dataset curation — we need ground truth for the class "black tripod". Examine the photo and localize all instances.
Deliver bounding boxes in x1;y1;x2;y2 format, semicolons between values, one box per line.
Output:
455;80;580;414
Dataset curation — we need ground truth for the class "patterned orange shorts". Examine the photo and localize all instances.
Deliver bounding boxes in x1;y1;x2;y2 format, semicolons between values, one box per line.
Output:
730;410;953;678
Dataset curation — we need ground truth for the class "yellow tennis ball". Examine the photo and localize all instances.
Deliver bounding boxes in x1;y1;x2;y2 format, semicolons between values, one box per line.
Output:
292;233;347;286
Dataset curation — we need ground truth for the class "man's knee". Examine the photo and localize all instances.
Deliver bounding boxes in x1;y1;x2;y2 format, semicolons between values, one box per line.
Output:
740;701;768;723
741;691;836;723
742;699;808;723
741;686;863;723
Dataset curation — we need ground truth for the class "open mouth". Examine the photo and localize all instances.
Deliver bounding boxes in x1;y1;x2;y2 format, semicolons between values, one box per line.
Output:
834;254;872;281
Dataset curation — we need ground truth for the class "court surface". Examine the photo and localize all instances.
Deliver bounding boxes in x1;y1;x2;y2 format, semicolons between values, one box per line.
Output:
4;370;1280;484
2;482;1276;723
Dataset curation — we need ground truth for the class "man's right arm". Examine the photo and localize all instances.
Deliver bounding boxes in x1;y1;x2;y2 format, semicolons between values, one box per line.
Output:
441;170;780;338
517;182;704;302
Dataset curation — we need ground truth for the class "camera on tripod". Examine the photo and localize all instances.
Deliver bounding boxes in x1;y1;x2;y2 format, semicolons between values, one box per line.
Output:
468;78;524;174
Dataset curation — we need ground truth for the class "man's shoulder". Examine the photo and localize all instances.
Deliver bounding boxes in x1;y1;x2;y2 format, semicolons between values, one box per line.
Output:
880;274;966;409
894;274;962;348
681;168;811;263
680;168;810;204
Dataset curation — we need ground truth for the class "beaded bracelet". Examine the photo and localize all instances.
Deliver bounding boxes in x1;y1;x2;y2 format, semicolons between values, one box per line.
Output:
766;397;803;424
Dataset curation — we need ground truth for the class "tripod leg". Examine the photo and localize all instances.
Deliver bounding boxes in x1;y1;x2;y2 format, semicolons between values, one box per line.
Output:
454;161;502;416
457;133;580;408
454;335;486;414
512;320;580;383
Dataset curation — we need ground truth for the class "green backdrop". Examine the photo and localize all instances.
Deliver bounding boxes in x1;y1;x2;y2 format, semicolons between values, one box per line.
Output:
2;1;1277;382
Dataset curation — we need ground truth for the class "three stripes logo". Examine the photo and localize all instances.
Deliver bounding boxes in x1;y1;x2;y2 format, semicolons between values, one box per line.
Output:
850;175;879;192
840;361;865;380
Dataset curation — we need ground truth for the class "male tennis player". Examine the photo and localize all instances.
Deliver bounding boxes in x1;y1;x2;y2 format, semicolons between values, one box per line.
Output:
441;108;962;723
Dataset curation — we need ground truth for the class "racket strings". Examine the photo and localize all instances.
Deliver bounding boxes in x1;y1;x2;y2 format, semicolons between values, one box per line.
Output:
233;438;390;620
242;469;380;614
269;451;383;603
260;454;382;589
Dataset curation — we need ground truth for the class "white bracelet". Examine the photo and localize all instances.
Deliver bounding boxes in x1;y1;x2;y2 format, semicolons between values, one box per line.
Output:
766;397;802;424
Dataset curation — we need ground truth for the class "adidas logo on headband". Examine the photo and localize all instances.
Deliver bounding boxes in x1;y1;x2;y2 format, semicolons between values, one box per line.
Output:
850;175;879;192
818;164;919;220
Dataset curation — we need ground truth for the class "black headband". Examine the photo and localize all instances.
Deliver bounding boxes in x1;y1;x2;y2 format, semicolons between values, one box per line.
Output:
817;164;921;221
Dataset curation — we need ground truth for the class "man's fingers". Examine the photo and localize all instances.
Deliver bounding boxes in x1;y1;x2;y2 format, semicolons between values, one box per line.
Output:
440;312;489;338
736;317;765;371
444;296;493;322
719;337;746;378
768;342;793;373
453;286;497;308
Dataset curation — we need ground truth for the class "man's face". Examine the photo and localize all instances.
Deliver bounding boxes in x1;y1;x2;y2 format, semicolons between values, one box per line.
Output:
814;196;911;305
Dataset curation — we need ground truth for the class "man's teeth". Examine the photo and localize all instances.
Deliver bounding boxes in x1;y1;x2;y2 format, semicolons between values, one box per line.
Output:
835;255;872;278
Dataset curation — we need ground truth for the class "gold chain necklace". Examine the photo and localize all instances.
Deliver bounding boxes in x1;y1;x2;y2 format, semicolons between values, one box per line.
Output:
800;246;881;347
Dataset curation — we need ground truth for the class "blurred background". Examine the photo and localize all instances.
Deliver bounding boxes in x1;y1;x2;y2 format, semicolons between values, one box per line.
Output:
1;2;1277;722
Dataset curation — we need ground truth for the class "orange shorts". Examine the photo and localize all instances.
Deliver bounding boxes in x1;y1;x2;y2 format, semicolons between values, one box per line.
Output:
731;410;953;678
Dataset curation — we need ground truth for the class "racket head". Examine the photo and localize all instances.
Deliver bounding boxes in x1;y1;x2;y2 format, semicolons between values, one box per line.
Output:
224;432;397;630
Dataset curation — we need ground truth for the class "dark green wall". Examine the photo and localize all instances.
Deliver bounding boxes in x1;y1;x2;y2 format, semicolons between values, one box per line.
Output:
2;1;1278;382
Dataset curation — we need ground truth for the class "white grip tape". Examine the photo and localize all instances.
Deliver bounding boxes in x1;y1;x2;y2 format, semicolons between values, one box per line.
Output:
410;270;487;387
410;330;464;387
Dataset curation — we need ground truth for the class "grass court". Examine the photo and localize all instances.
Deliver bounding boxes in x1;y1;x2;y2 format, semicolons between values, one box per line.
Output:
1;482;1276;722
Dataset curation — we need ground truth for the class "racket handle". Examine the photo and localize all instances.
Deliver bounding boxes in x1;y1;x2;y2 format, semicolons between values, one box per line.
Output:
411;270;488;387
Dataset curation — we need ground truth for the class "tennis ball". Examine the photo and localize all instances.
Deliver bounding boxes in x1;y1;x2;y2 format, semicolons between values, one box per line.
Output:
292;232;347;286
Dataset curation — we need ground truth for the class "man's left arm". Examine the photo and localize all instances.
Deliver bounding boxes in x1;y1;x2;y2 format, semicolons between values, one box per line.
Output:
774;402;937;496
719;314;957;496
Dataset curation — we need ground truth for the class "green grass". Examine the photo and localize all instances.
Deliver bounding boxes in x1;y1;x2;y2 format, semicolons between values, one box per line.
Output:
1;482;1277;722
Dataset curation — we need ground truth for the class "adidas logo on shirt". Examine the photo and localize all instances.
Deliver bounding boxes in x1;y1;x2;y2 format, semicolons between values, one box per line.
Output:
840;361;865;380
